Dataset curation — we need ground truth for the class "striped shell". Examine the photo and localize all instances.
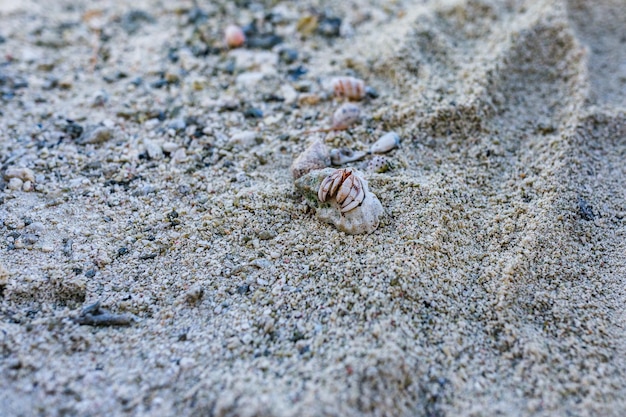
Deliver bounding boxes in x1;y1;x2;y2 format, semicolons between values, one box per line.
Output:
332;77;366;100
318;168;365;213
331;103;361;130
224;24;246;48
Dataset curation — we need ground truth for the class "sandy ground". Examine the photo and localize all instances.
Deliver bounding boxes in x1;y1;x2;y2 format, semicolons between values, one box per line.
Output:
0;0;625;416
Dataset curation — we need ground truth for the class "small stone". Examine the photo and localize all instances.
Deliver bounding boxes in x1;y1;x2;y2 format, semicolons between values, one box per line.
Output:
162;142;179;153
22;233;39;245
4;167;35;183
7;178;23;190
144;139;164;160
229;131;258;149
80;126;113;144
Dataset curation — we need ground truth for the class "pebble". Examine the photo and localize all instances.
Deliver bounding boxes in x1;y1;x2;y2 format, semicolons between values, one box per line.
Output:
162;142;179;154
144;139;164;160
229;131;258;149
79;126;113;144
7;178;23;190
4;167;35;183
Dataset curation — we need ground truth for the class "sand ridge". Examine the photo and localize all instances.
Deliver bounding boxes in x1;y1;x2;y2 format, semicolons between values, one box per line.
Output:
0;0;624;416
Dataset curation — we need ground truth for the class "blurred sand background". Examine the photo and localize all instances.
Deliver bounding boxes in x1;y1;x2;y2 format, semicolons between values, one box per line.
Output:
0;0;625;415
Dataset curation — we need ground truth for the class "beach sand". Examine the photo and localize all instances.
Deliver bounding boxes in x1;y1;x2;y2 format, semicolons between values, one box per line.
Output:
1;0;625;415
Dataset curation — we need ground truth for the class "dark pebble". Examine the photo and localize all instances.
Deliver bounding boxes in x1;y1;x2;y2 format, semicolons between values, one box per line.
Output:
246;34;283;50
167;48;179;63
139;253;157;260
130;77;143;86
118;247;128;256
73;268;83;275
85;269;96;278
317;16;342;37
244;107;263;118
7;231;20;239
62;120;84;139
262;93;284;102
237;284;250;295
187;7;208;24
0;35;5;44
365;86;379;99
578;197;595;221
279;48;298;64
287;66;308;81
151;78;169;89
120;10;155;34
299;345;310;354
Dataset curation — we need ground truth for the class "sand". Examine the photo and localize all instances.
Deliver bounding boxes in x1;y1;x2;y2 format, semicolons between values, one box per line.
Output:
0;0;625;416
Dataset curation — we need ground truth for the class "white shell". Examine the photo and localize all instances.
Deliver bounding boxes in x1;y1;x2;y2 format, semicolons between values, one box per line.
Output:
370;131;400;154
318;168;365;213
331;77;366;100
331;103;360;130
330;148;367;165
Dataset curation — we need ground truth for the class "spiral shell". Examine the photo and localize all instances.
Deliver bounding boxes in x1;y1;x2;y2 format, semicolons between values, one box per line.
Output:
225;24;246;48
332;77;366;101
318;168;365;213
331;103;361;130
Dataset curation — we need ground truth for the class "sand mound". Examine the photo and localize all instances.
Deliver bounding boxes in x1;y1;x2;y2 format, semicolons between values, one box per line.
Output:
1;0;624;415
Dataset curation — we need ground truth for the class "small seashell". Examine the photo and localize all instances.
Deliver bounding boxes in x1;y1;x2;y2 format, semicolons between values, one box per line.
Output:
331;77;366;101
370;131;400;154
364;155;391;173
224;24;246;48
330;148;367;165
290;140;331;180
331;103;361;130
318;168;365;213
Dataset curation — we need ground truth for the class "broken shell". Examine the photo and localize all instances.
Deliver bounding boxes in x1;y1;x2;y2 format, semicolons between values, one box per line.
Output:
290;140;331;180
330;148;367;165
331;103;361;130
364;155;391;173
318;168;366;213
331;77;366;100
225;24;246;48
370;131;400;154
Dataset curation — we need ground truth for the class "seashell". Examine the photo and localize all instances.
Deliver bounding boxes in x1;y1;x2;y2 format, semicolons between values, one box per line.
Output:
318;168;365;213
331;77;366;100
370;131;400;154
330;148;367;165
290;140;331;180
224;24;246;48
364;155;390;173
331;103;361;130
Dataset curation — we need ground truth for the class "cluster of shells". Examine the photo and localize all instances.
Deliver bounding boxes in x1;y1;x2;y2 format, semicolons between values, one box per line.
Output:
290;76;401;234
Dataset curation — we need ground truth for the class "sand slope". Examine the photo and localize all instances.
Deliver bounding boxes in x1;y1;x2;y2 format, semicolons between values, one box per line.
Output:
1;0;624;416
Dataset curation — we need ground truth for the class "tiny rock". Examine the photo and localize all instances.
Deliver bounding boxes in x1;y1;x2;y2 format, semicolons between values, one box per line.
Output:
4;167;36;183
